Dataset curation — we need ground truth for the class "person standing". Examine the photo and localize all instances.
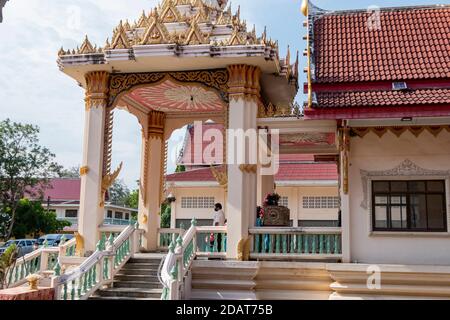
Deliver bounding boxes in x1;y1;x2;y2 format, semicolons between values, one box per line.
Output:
212;203;225;252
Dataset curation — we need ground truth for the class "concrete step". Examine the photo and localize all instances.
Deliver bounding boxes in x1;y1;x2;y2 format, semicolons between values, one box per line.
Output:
114;280;163;289
122;263;160;270
192;279;255;291
128;258;162;265
114;274;160;282
116;268;159;276
190;289;257;300
89;296;160;301
96;287;163;299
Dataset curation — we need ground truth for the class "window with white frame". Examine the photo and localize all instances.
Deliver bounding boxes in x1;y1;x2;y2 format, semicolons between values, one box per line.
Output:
302;196;339;209
65;209;78;218
279;196;289;207
181;197;215;209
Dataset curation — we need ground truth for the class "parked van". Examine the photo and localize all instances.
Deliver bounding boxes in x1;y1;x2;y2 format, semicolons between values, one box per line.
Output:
0;239;35;257
36;234;74;247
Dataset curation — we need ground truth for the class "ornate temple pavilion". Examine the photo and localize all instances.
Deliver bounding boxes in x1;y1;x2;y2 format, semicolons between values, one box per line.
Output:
4;0;450;301
57;0;299;256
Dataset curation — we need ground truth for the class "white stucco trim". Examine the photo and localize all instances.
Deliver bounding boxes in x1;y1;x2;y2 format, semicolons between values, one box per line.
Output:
276;180;338;187
169;181;221;187
362;159;450;238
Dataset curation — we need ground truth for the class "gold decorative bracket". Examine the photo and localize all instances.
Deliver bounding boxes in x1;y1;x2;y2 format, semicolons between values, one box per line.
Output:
100;162;123;207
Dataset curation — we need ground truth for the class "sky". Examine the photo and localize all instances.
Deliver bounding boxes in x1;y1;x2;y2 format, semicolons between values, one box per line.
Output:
0;0;448;188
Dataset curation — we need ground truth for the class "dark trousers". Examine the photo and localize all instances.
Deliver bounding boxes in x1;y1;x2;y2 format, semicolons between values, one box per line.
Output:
217;233;222;252
210;233;223;252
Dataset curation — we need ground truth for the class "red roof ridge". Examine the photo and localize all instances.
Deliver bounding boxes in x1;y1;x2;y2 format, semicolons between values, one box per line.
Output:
314;4;449;17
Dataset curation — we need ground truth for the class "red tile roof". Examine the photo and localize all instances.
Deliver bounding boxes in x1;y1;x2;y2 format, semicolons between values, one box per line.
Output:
276;163;338;181
32;179;81;201
316;88;450;108
279;154;315;162
313;6;450;83
180;123;224;166
166;163;338;183
166;167;219;182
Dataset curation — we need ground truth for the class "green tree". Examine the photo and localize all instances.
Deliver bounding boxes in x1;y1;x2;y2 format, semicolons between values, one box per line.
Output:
108;179;131;206
0;119;62;240
125;189;139;209
175;165;186;173
0;243;18;289
160;203;171;228
9;199;70;239
59;166;80;178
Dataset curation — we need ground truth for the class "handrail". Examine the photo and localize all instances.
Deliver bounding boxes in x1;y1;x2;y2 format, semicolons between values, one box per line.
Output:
59;237;77;257
158;228;184;250
7;245;61;288
249;227;342;235
160;219;227;300
53;224;141;300
249;227;342;260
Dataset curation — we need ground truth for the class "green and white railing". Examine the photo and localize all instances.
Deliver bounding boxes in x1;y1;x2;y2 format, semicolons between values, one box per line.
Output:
103;218;133;226
249;227;342;260
160;219;227;300
59;237;77;257
53;224;143;300
158;228;185;251
6;236;77;288
195;226;227;258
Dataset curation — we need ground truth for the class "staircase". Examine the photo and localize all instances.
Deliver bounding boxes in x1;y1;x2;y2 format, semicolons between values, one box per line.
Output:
90;253;165;300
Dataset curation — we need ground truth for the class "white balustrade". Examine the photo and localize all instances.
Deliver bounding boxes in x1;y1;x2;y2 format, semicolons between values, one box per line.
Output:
160;219;227;300
249;227;342;260
52;224;143;300
157;228;185;250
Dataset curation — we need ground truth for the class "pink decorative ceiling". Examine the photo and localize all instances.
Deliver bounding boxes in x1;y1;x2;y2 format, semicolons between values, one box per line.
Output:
125;79;225;113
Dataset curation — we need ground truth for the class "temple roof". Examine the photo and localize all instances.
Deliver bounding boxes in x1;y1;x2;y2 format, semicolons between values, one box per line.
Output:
312;5;450;84
58;0;297;85
303;2;450;119
316;89;450;109
166;161;338;184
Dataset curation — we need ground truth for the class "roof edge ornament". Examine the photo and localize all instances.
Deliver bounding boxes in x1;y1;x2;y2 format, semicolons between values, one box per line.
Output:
301;0;329;17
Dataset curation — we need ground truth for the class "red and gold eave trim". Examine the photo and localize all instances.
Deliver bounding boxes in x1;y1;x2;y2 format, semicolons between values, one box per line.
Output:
304;105;450;120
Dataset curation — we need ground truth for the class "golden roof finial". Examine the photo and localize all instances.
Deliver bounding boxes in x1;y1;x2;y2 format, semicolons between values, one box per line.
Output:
301;0;309;16
104;38;111;50
79;34;96;54
58;47;65;57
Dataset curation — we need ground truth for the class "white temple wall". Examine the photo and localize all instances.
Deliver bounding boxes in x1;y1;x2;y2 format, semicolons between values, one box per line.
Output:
349;130;450;265
170;186;226;227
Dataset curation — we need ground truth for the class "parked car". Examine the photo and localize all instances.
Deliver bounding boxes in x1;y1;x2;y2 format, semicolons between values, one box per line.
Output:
0;239;35;257
36;234;74;247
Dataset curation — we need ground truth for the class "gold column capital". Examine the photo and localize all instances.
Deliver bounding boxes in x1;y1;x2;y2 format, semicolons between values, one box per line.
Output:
227;64;261;102
85;71;110;110
147;110;166;140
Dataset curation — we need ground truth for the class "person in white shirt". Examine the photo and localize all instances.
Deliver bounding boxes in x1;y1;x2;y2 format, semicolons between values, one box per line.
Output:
213;203;225;227
211;203;225;252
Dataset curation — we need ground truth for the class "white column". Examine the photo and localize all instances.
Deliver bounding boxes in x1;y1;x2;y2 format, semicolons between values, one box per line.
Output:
340;126;351;263
226;65;260;260
257;167;274;206
138;111;166;252
78;71;109;254
170;199;177;229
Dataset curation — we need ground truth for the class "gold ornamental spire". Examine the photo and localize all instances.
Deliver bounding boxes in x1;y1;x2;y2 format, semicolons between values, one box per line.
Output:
301;0;309;16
